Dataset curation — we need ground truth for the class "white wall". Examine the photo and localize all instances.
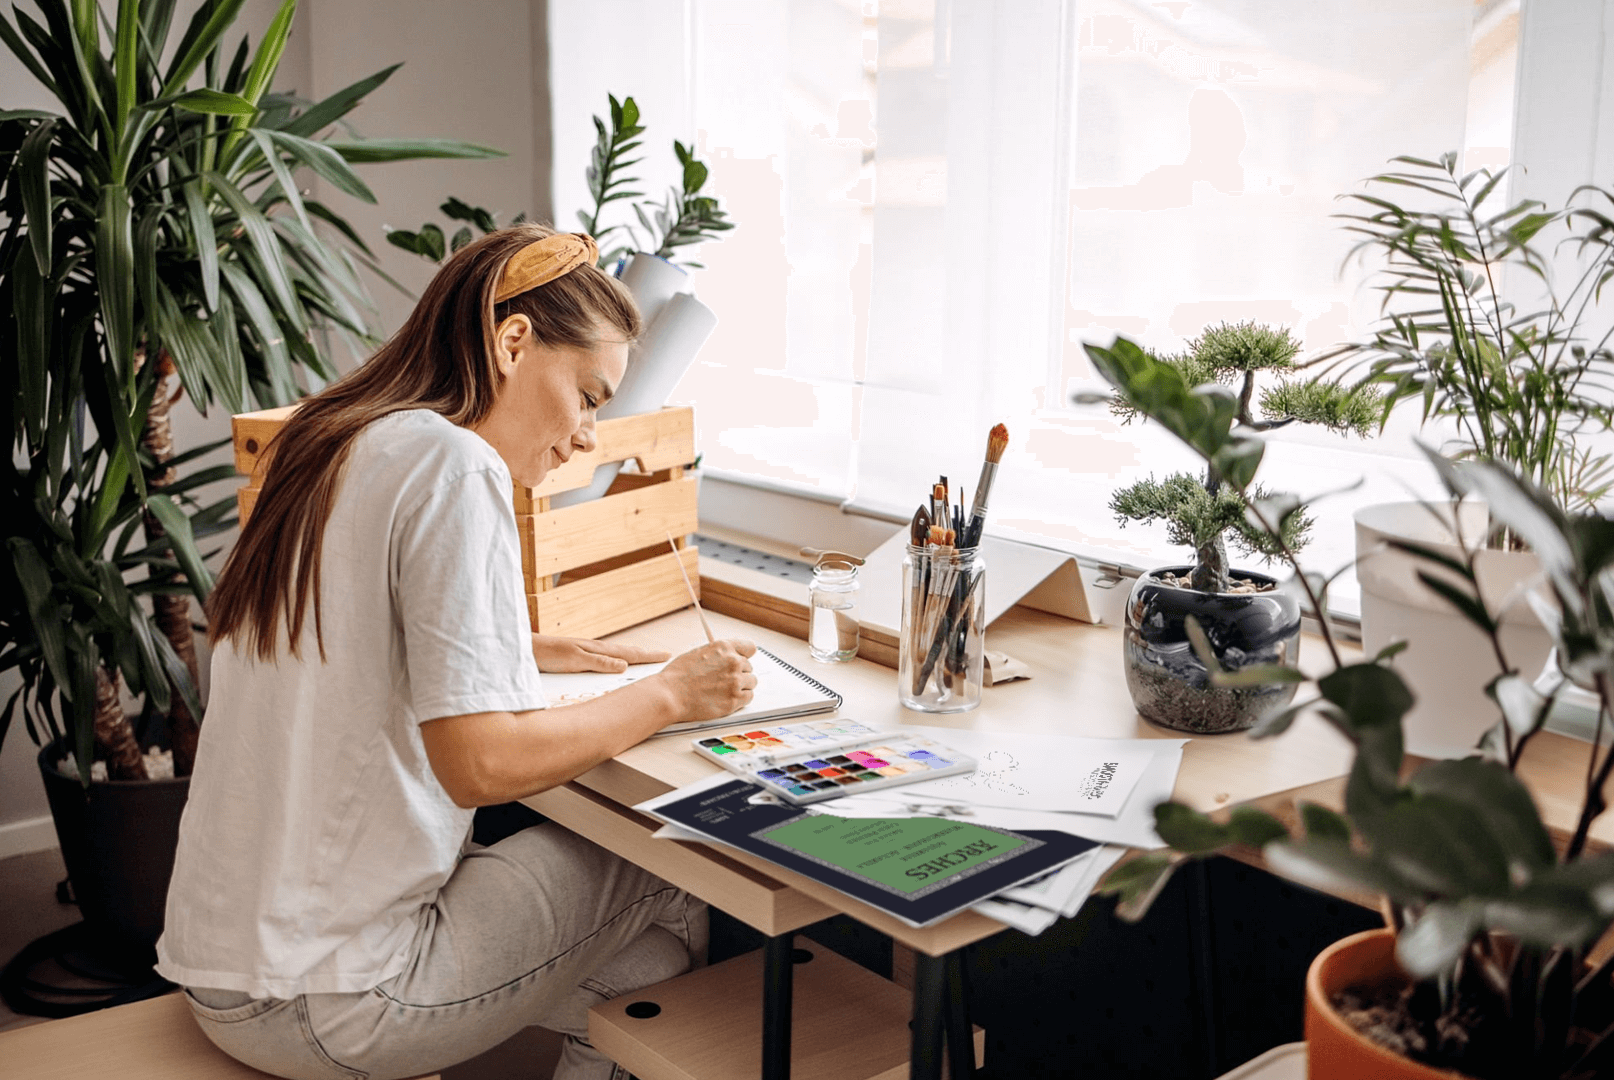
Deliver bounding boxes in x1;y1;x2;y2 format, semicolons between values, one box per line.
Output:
0;0;550;855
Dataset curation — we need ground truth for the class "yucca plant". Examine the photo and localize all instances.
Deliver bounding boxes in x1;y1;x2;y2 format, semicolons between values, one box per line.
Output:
0;0;501;783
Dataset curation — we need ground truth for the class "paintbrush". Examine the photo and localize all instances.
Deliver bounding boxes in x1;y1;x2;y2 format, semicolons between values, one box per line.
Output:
666;532;714;643
963;424;1009;547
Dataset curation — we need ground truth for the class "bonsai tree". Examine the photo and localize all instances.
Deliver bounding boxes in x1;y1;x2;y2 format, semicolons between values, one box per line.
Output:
1108;321;1378;592
0;0;500;782
1325;152;1614;524
1087;337;1614;1080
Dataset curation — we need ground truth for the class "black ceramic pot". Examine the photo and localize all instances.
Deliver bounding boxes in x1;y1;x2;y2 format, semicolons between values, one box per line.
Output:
1123;565;1302;734
38;742;189;964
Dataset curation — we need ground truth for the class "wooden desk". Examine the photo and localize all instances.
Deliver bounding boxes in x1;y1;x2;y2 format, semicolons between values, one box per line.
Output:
532;599;1611;942
525;591;1611;1078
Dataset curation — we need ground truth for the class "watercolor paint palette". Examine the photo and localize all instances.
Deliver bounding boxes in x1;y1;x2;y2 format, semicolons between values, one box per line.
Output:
692;719;976;805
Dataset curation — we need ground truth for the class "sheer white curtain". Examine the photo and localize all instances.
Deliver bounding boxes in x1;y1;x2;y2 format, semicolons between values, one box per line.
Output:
549;1;1614;610
550;0;867;497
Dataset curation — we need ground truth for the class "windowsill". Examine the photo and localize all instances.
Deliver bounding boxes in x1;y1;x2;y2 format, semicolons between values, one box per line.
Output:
698;472;1360;641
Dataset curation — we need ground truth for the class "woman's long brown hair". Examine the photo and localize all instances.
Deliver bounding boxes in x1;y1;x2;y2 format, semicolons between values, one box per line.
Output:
209;224;641;662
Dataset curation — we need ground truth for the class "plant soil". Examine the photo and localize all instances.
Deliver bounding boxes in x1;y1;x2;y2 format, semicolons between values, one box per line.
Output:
1331;976;1611;1080
1155;570;1275;594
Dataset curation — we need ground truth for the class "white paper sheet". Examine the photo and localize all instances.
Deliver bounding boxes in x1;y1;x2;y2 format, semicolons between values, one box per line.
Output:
814;740;1186;850
970;897;1062;935
886;727;1156;817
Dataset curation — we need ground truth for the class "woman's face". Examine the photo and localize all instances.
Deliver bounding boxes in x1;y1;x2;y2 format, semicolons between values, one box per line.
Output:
472;315;631;488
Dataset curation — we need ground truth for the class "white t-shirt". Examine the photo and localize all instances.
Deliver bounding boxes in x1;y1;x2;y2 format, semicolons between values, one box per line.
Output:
155;410;546;998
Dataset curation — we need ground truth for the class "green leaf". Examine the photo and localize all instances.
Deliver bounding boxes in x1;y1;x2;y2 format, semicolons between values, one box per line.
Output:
1415;570;1495;634
151;620;204;724
1264;838;1421;902
266;130;375;202
1396;901;1483;978
112;0;139;133
1097;852;1179;922
324;137;505;163
1155;802;1231;854
1381;536;1474;582
160;87;257;115
7;538;73;700
1228;806;1290;847
1373;640;1410;663
162;0;247;96
182;178;219;311
281;62;401;137
1211;664;1306;689
1249;696;1315;739
417;222;445;262
1317;662;1415;732
12;247;51;446
1300;802;1352;844
96;183;136;391
1376;793;1514;896
1487;673;1551;743
145;493;215;599
249;129;310;232
1406;757;1555;875
208;171;300;324
18;117;56;275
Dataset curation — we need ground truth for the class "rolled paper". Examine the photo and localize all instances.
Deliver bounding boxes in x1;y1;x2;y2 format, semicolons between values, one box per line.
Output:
550;291;720;508
618;252;693;330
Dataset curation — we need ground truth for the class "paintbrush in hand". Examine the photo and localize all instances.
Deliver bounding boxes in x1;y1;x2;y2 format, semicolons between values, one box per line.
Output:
666;532;714;643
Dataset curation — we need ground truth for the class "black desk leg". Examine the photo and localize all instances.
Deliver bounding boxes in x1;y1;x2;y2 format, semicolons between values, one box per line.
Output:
943;949;976;1080
910;951;948;1080
762;932;794;1080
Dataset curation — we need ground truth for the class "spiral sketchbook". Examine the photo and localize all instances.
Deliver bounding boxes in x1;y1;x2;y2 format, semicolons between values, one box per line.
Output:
540;647;842;735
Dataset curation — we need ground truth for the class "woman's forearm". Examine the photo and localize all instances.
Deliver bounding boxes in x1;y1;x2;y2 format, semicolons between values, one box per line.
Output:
422;675;686;808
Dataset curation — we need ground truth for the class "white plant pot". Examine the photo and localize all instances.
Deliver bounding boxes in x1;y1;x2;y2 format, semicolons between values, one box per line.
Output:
1355;501;1553;758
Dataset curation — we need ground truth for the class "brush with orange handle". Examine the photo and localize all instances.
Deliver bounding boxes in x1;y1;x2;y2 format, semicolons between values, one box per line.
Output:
919;424;1007;691
963;423;1009;548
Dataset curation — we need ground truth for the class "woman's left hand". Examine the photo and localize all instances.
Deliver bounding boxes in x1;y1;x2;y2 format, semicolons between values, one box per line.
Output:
531;634;672;673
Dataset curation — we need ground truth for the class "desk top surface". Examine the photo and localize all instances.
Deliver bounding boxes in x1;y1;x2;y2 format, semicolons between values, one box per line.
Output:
587;602;1611;851
567;602;1609;951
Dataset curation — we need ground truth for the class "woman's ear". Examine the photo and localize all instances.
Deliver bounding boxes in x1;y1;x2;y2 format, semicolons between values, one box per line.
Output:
493;314;533;377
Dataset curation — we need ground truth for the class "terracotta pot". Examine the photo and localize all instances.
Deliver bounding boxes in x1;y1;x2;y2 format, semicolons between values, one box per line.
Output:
1306;928;1473;1080
1355;501;1553;758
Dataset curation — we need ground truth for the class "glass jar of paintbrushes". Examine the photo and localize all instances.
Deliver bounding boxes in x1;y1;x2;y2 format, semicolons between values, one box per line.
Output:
898;424;1006;712
900;542;985;711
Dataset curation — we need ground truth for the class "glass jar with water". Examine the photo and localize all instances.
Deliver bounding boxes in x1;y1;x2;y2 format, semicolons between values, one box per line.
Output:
808;552;862;662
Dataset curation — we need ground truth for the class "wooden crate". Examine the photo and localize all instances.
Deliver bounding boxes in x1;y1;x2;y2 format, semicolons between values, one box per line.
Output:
230;405;700;639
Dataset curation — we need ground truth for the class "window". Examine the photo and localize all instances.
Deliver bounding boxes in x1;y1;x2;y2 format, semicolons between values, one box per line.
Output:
552;0;1614;614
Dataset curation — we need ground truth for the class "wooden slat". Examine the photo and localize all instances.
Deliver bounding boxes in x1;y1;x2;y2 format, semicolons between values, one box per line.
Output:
514;407;695;505
523;783;835;935
230;405;299;478
0;992;439;1080
237;484;260;527
528;545;700;639
589;944;983;1080
519;477;698;577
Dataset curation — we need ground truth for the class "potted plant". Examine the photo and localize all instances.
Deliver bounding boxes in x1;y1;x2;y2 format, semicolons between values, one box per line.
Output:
1323;152;1614;757
392;94;731;507
1105;322;1378;733
1087;338;1614;1080
0;0;497;981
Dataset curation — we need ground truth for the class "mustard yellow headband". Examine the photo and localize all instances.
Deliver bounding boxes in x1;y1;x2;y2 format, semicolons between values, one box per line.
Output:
493;233;599;304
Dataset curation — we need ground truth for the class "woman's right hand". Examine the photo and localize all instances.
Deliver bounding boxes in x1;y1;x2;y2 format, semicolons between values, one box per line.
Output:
654;638;759;725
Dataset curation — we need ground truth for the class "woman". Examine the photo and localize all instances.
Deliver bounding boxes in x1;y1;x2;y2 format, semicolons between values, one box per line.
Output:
156;225;757;1080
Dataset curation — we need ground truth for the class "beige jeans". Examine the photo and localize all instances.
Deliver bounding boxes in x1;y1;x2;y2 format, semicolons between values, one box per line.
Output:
184;823;707;1080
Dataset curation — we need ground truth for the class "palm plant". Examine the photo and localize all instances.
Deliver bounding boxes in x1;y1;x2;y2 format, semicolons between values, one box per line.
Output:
0;0;500;782
1323;152;1614;522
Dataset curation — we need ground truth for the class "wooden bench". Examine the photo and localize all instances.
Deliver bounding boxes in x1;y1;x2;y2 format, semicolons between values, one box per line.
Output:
0;992;441;1080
